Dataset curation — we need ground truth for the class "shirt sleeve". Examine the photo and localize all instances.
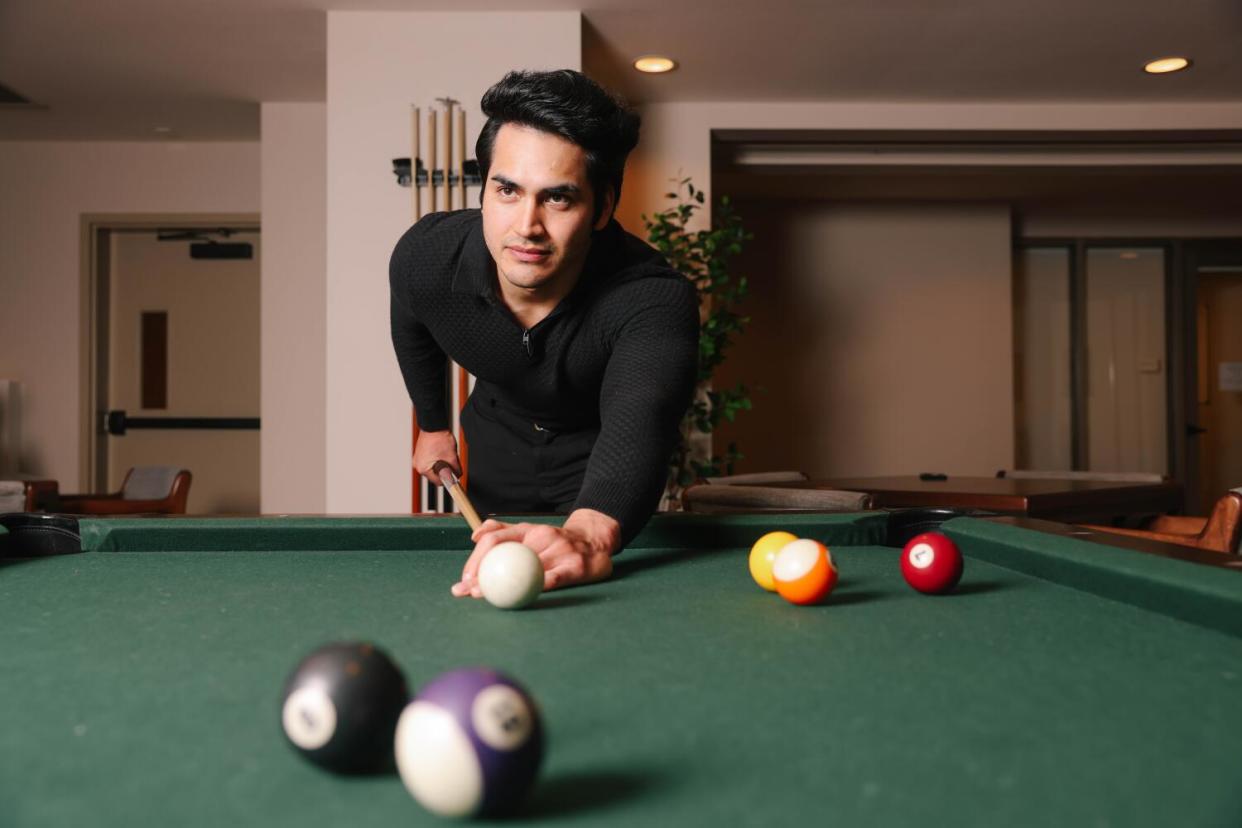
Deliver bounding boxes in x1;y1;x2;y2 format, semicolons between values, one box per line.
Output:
389;223;450;432
572;275;700;547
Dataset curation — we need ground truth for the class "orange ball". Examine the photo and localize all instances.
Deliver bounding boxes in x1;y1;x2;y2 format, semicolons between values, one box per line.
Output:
772;539;838;605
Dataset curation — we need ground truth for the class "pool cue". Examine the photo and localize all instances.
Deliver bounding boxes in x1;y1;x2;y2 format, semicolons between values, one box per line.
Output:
432;461;483;531
410;105;423;514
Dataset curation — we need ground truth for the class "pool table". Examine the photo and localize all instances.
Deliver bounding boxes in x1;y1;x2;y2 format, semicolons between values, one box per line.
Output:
2;512;1240;826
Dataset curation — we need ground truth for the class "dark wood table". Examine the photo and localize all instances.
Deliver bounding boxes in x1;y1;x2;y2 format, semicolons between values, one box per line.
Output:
775;475;1184;524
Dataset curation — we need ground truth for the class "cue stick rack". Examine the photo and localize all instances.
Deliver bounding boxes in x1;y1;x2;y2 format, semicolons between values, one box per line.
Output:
405;97;478;515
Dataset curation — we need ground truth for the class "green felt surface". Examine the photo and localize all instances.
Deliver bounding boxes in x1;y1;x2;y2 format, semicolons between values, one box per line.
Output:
2;514;1241;827
942;517;1242;637
76;511;889;553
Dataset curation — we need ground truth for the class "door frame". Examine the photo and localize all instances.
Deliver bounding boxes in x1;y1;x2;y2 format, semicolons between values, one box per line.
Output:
1180;239;1242;514
78;213;260;490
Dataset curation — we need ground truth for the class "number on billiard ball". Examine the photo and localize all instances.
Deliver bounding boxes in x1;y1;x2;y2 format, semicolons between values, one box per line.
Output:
900;532;964;594
395;667;544;818
280;642;408;774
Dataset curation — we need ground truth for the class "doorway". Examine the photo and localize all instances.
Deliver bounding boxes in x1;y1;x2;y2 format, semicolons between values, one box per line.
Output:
82;215;261;513
1184;241;1242;514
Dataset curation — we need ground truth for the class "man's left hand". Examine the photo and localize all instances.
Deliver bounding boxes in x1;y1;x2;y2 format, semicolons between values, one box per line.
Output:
451;508;620;598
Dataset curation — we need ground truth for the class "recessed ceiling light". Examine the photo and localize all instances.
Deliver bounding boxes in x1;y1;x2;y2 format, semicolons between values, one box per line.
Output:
153;126;173;134
634;55;677;74
1144;57;1191;74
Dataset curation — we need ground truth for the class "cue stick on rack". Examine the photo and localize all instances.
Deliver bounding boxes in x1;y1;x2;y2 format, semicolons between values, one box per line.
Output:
440;98;453;210
411;106;420;218
429;109;437;212
432;461;483;531
457;108;466;207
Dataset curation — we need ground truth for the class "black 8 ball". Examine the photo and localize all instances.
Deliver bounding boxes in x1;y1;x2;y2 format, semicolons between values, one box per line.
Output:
280;642;409;773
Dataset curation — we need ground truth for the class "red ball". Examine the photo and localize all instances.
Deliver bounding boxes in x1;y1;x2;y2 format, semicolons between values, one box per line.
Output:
901;532;963;594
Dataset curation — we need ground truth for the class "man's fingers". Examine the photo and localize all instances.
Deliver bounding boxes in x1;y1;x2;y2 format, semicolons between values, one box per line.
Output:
540;542;612;592
422;459;461;485
452;546;487;598
470;518;508;543
457;522;538;598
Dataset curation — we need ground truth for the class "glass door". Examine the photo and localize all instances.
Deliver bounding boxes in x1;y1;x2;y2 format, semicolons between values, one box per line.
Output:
1013;241;1169;475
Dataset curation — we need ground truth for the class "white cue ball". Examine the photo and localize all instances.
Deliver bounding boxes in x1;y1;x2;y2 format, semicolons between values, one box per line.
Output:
477;542;544;609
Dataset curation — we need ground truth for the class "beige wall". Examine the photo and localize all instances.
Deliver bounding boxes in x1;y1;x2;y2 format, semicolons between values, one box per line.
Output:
0;142;259;489
5;56;1240;504
261;102;327;514
714;201;1014;477
617;100;1242;482
324;11;581;513
1013;248;1073;470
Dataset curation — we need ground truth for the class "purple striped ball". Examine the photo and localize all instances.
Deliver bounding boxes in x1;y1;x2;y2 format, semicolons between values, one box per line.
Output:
395;667;544;817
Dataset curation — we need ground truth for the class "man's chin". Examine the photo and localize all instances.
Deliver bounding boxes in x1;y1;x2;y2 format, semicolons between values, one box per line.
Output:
501;266;556;291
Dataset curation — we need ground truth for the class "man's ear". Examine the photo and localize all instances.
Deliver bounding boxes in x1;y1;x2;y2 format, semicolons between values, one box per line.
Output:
593;187;617;231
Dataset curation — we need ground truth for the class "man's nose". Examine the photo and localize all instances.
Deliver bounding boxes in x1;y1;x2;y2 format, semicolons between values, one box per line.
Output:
514;199;545;239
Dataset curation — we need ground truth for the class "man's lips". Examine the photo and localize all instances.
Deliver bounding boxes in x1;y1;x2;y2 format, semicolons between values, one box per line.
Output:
507;246;551;263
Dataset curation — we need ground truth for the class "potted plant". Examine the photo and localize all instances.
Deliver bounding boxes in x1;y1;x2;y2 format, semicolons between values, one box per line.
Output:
644;179;754;508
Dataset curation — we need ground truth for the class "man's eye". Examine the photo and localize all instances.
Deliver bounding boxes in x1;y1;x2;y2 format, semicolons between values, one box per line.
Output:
497;186;516;197
547;194;570;206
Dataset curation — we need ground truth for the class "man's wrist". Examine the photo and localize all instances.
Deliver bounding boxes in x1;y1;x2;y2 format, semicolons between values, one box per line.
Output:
563;508;622;556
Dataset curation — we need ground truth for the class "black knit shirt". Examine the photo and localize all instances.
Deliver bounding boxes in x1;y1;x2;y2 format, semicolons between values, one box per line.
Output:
389;209;699;545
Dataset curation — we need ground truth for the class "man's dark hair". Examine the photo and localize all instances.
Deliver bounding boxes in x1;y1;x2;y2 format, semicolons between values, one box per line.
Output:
476;69;641;221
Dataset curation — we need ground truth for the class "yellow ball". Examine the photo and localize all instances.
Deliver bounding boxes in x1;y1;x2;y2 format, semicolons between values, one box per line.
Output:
748;531;798;591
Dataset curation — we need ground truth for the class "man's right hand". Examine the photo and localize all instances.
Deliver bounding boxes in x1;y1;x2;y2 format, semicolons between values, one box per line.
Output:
413;429;462;484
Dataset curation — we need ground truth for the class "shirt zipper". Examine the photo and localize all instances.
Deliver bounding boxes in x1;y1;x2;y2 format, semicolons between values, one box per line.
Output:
522;329;532;356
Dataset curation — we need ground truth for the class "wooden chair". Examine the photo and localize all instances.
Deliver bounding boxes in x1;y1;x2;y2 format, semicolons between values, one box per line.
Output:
58;466;193;515
1083;490;1242;556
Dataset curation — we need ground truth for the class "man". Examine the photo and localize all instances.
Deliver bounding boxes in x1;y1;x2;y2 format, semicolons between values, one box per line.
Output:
390;69;699;597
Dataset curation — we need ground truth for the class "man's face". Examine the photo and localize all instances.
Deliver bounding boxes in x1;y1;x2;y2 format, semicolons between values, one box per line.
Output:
481;123;613;300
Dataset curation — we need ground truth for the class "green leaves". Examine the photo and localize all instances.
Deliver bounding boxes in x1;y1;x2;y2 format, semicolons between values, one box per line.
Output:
644;179;755;503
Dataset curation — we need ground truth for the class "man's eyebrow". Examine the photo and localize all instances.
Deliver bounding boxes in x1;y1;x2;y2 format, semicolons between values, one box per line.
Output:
489;175;581;198
541;183;582;198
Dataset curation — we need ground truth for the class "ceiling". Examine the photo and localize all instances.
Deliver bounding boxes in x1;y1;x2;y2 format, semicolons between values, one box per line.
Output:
1;0;1240;141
